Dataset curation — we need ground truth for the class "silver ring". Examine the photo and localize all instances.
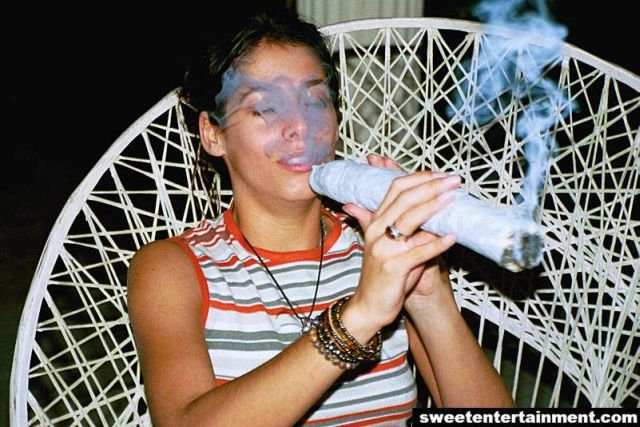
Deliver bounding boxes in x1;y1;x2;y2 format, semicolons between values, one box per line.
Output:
386;223;405;239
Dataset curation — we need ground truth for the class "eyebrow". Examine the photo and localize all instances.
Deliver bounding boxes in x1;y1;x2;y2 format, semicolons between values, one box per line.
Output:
303;78;329;89
233;77;330;109
236;84;269;105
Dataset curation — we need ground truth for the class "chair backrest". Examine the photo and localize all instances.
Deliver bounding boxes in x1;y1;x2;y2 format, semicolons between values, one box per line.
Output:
11;18;639;425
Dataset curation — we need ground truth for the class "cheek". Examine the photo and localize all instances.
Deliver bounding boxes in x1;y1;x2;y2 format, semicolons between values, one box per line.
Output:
224;127;267;163
328;112;339;139
316;110;339;144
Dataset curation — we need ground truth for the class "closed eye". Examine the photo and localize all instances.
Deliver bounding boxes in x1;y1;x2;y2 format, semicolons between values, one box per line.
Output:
253;106;277;117
304;97;329;109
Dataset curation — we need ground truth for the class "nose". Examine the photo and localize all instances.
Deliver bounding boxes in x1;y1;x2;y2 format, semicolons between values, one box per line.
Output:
282;109;308;141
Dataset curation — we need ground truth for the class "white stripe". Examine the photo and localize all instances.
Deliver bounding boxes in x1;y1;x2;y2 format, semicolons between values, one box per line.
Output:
178;210;416;423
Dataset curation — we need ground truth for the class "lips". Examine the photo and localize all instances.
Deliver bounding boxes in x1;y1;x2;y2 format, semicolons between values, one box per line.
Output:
277;158;314;172
277;152;318;172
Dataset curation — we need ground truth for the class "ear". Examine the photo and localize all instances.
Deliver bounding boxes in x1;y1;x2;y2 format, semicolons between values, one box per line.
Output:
199;111;226;157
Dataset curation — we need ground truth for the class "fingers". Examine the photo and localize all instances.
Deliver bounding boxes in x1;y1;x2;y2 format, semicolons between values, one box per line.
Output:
358;154;461;264
395;232;456;271
389;181;458;238
369;231;457;279
366;153;386;168
366;154;448;224
366;153;404;171
408;233;457;265
343;203;373;229
372;174;461;239
377;171;447;214
406;230;441;248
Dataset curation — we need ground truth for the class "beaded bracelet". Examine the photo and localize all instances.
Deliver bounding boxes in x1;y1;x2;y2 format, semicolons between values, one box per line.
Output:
310;316;360;370
329;297;382;359
307;296;382;370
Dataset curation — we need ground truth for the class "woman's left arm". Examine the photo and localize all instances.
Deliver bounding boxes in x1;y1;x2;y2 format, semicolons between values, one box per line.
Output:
404;259;514;408
347;154;514;408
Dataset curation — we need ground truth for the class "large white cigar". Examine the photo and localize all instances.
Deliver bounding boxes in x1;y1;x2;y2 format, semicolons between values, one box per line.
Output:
309;160;544;272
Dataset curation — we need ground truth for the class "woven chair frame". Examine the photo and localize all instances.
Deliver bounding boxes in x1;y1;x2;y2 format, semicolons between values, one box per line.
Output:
11;18;639;425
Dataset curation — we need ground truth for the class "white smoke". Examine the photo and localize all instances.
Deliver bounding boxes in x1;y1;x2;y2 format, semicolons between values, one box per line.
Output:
448;0;574;218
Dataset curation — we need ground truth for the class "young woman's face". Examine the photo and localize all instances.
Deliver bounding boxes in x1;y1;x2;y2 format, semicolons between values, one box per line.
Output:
215;42;338;205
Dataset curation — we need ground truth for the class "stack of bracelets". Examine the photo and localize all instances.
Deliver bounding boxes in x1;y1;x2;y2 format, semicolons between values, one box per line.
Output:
308;296;382;370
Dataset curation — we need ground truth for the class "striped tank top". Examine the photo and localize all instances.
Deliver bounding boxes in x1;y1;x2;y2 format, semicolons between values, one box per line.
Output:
171;209;417;426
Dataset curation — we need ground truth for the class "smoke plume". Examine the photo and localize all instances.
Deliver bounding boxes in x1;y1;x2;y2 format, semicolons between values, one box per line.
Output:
448;0;574;218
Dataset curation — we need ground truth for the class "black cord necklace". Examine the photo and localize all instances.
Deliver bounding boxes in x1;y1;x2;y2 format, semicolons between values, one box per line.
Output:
242;217;325;332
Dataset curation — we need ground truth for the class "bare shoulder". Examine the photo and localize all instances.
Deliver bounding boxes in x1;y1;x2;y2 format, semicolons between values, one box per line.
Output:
127;239;202;317
129;239;191;276
128;239;195;287
127;239;217;420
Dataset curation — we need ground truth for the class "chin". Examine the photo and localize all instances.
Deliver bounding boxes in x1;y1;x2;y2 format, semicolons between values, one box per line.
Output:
281;178;318;203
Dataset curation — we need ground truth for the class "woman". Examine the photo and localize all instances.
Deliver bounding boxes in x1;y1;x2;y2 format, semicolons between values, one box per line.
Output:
127;10;513;426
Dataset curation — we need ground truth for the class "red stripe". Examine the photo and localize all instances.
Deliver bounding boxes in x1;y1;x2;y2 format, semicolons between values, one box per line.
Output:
241;240;362;268
208;299;336;316
192;243;362;268
340;410;412;427
191;239;362;269
358;354;407;377
322;241;363;262
305;399;415;426
181;223;207;240
223;209;348;265
198;253;261;268
216;253;246;268
169;237;210;326
183;222;214;239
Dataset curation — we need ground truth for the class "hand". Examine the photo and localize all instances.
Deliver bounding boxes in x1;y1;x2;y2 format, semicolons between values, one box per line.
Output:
342;154;459;331
362;156;454;301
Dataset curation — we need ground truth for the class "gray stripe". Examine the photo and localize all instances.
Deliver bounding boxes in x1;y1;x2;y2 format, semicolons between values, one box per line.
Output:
322;382;416;411
309;404;412;427
329;359;413;393
204;328;299;342
206;268;361;306
207;340;289;352
199;259;246;274
227;266;361;291
205;329;299;351
202;249;361;286
308;381;416;426
309;406;411;427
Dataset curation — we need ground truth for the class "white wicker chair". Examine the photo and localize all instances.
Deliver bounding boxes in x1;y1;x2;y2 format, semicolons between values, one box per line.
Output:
11;18;639;425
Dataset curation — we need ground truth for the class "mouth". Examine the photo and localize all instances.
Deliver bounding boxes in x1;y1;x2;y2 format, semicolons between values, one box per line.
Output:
276;156;316;172
274;146;334;173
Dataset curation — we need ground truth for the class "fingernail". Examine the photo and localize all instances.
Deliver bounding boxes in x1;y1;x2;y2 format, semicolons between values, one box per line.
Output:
443;175;461;185
442;234;457;245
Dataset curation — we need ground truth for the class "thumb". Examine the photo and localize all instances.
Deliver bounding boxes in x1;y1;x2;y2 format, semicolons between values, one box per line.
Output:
343;203;373;230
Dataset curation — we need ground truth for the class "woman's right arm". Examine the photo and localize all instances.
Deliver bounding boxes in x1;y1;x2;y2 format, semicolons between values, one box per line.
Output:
127;240;375;427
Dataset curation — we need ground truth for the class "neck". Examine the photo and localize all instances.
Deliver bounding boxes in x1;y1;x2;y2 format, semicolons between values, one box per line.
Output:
232;195;326;252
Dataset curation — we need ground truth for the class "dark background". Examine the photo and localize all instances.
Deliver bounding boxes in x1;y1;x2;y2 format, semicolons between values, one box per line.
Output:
2;1;638;424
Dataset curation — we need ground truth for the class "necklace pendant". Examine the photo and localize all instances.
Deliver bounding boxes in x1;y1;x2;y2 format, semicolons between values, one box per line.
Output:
301;317;318;333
